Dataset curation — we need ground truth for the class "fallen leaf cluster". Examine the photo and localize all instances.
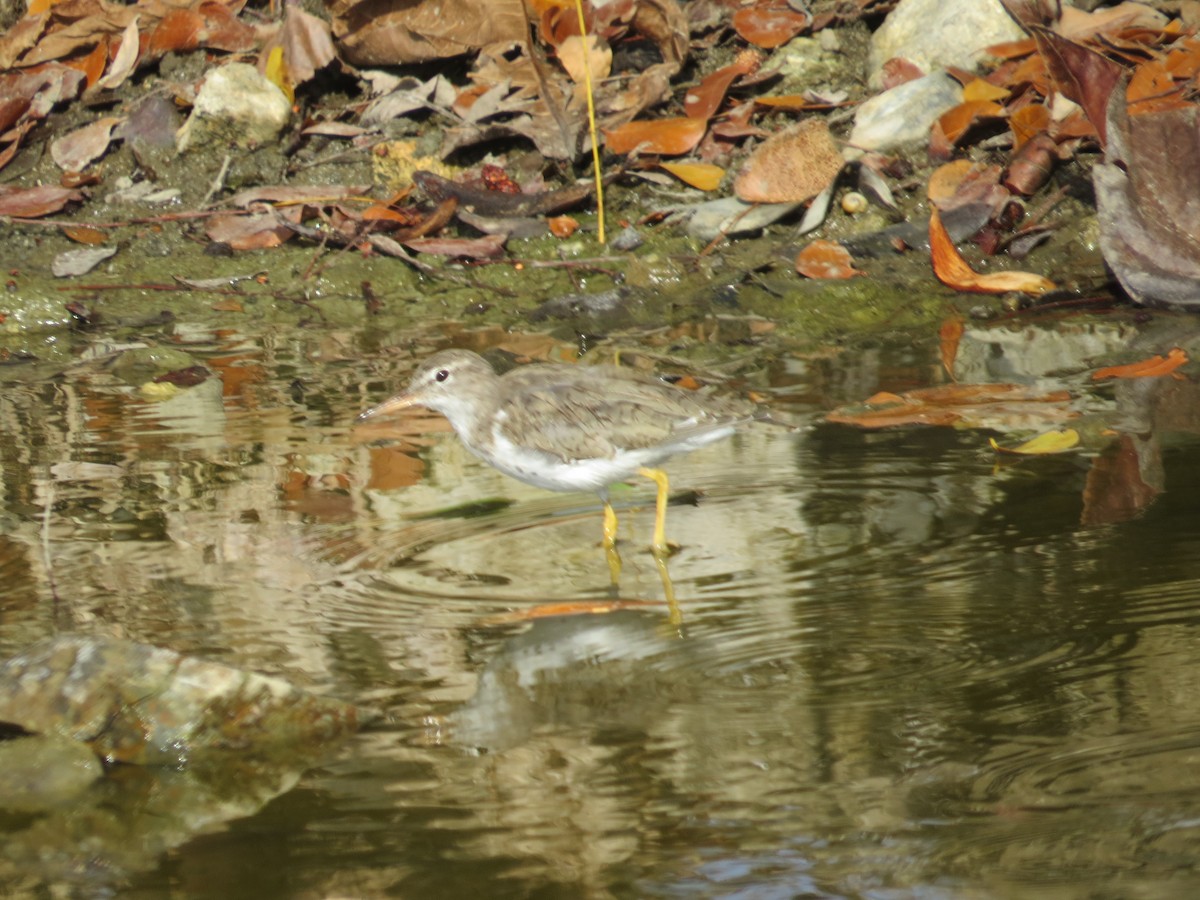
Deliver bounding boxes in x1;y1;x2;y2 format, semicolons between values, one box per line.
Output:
1;0;1200;305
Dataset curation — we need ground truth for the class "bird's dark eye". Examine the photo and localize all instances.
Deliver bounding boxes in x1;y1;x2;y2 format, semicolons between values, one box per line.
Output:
435;369;450;382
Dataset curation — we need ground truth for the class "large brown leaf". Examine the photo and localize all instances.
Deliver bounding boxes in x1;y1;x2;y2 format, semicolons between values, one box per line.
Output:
330;0;528;65
1094;77;1200;308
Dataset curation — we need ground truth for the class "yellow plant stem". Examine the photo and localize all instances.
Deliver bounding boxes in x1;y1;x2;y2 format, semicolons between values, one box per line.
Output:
573;0;606;244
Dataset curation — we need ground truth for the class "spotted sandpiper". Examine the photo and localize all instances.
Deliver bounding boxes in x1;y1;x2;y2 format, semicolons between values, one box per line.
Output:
357;349;763;557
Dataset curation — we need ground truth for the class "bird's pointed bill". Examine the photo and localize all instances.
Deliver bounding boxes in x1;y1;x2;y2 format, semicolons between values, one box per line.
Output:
357;393;419;422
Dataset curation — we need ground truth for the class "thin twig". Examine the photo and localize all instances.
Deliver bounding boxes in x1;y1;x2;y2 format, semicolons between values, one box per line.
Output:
201;153;233;206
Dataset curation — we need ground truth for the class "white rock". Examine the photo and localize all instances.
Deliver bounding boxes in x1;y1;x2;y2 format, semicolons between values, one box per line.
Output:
176;62;291;152
848;73;963;155
868;0;1025;87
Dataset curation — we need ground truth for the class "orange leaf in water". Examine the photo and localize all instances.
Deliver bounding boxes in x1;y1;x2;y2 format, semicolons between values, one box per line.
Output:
732;4;809;49
827;383;1073;429
604;117;707;155
795;240;864;279
929;208;1055;295
1091;347;1188;380
734;117;843;203
940;315;965;380
659;161;723;191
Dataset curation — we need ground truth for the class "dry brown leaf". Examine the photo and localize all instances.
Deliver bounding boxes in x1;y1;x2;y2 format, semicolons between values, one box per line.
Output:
403;233;508;258
1093;75;1200;307
331;0;529;65
556;34;611;85
734;118;843;204
275;6;337;88
50;116;122;172
0;184;83;217
95;15;140;91
206;211;294;251
732;3;809;49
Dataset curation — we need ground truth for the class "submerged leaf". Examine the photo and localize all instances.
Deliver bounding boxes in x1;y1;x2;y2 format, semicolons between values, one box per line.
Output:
1091;347;1188;380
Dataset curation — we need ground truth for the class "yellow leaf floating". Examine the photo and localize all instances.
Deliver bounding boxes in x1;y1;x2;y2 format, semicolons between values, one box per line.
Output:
660;162;725;191
989;428;1079;455
139;381;181;401
264;46;294;104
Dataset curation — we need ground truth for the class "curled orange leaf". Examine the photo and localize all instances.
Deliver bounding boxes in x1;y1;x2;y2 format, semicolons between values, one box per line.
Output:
929;208;1055;296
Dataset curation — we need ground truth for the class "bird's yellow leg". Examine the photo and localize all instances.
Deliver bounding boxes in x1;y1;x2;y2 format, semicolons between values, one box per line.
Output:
602;500;619;549
602;500;622;585
637;466;671;557
653;551;682;626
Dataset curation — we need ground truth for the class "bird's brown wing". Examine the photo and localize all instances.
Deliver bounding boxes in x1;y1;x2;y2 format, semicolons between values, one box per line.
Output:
496;364;751;461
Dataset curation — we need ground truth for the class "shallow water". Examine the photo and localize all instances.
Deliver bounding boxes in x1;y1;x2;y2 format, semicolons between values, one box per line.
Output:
3;318;1200;898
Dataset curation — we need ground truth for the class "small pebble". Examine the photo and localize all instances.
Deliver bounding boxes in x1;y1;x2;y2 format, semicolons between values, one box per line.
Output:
610;226;644;252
